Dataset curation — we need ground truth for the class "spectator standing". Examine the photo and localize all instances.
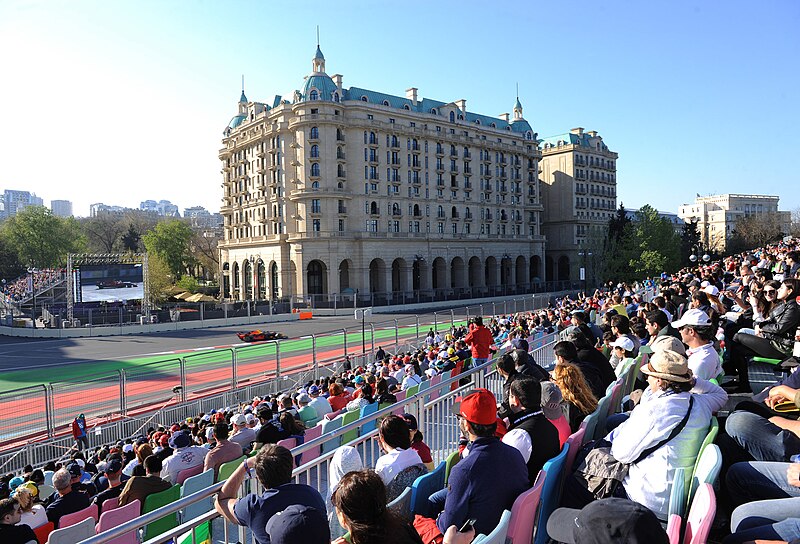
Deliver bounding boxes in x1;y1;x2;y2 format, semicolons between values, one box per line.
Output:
72;413;89;451
45;468;90;528
0;496;37;544
161;431;208;484
214;444;326;544
463;317;494;366
118;455;172;513
204;423;245;479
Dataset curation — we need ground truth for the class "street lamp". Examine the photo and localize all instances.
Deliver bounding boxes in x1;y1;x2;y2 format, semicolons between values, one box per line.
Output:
27;266;37;329
578;250;593;292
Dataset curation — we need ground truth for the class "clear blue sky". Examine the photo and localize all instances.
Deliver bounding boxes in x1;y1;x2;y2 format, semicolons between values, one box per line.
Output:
1;0;798;217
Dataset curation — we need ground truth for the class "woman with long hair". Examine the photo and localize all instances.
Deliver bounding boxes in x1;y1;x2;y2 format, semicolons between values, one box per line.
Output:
726;278;800;393
552;363;598;432
331;469;423;544
328;382;352;412
15;484;47;529
124;443;153;477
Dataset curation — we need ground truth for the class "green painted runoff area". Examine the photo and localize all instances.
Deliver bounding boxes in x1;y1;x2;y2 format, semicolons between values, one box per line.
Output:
0;320;469;393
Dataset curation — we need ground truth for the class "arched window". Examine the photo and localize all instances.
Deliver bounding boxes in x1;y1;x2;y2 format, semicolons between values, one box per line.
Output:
437;205;444;217
361;96;369;102
449;111;455;122
526;131;532;140
337;164;345;177
310;126;319;139
392;203;400;215
311;163;320;177
430;108;437;115
403;104;410;110
333;92;339;102
309;90;318;101
391;135;398;147
311;180;320;189
451;206;457;217
475;119;481;125
369;132;377;144
310;144;319;158
458;114;464;120
383;100;390;106
370;201;379;215
413;204;420;216
490;123;496;128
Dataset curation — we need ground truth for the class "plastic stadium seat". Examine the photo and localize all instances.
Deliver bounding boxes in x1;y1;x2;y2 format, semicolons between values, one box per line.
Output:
430;374;442;387
321;414;344;454
175;463;203;485
325;408;344;421
340;409;361;445
299;424;323;466
142;484;181;541
687;443;722;513
418;379;430;392
450;361;465;391
388;485;413;524
666;513;682;544
410;461;447;518
405;384;420;397
181;468;215;523
32;521;53;544
443;450;461;486
683;483;716;544
95;499;140;544
360;401;380;434
592;393;613;441
100;497;119;513
43;470;54;486
216;455;245;482
606;381;625;418
48;516;95;544
507;470;545;544
534;443;570;544
395;390;407;402
38;484;55;500
277;437;297;450
58;502;98;528
473;509;512;544
564;427;586;474
580;411;598;445
748;356;783;394
668;467;687;519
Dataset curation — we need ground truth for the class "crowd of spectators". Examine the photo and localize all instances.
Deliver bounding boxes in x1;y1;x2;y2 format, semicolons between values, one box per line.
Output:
6;238;800;542
0;269;66;305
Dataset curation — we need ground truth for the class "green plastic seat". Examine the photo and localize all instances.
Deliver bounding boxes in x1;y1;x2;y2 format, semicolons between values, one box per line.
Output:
444;450;461;485
340;409;360;445
216;455;245;482
142;484;181;541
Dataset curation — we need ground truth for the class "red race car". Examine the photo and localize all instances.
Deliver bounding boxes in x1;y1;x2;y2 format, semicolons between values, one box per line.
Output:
236;329;288;342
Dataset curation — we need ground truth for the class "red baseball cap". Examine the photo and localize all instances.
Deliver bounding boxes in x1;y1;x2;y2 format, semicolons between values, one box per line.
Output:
450;388;496;425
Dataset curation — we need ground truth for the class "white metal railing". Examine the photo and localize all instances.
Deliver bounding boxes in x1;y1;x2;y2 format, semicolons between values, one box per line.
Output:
77;337;557;544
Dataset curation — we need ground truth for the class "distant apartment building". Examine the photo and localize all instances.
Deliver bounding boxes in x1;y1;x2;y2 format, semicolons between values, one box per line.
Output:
50;200;73;217
184;206;222;228
140;199;179;217
538;128;618;281
678;194;791;251
90;203;131;217
625;209;684;234
0;189;44;219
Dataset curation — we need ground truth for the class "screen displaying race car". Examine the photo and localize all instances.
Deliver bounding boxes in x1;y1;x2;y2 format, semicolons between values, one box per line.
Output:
236;330;288;342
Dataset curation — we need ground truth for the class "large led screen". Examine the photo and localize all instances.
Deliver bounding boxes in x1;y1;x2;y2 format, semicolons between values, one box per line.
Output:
74;264;144;303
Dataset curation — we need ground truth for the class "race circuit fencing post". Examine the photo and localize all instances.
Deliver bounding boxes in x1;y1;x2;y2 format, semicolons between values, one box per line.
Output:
275;342;281;379
415;315;420;343
433;312;438;333
450;309;455;327
466;307;471;323
370;323;375;355
312;335;318;380
118;370;126;416
342;329;347;359
44;385;53;438
394;319;399;352
492;302;497;316
179;360;187;403
231;347;238;391
480;304;484;318
503;300;508;315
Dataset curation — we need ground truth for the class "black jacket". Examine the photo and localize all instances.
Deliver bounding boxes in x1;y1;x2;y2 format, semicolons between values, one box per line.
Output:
760;299;800;353
576;347;616;394
507;409;561;486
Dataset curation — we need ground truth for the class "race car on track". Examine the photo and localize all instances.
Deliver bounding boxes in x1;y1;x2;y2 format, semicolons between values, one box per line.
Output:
236;330;288;342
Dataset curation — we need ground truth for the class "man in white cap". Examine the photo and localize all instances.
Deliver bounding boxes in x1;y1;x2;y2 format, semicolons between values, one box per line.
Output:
671;309;721;380
229;414;257;453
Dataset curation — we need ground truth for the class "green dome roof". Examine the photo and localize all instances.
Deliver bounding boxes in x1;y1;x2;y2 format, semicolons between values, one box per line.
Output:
303;74;338;101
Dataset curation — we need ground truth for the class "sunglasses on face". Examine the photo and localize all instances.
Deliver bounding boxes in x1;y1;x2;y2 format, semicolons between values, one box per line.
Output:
764;289;777;295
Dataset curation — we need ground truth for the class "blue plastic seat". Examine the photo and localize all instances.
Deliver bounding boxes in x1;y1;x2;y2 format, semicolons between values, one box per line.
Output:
181;468;215;522
359;402;380;434
534;443;570;544
473;509;512;544
410;461;447;518
320;414;343;454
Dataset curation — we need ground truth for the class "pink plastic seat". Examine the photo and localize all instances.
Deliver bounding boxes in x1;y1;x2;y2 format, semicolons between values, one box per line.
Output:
58;502;98;529
299;424;323;466
100;497;120;513
564;427;586;474
325;408;344;421
666;513;681;544
95;499;140;544
683;483;716;544
507;470;545;544
277;437;297;450
176;463;204;485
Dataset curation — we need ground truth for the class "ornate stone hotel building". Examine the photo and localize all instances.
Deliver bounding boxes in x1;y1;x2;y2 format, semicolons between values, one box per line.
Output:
218;46;547;302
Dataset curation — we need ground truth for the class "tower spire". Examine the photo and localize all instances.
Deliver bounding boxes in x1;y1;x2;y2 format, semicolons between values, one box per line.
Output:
513;83;523;120
312;30;326;73
239;75;247;103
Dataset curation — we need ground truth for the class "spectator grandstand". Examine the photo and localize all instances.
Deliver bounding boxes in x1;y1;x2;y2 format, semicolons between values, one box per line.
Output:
5;238;800;543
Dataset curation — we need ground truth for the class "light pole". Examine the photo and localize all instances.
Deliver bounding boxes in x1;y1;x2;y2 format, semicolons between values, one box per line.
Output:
355;307;372;355
27;266;37;328
578;250;593;293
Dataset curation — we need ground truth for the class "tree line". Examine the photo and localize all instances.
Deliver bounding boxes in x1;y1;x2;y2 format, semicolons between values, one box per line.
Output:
0;207;220;298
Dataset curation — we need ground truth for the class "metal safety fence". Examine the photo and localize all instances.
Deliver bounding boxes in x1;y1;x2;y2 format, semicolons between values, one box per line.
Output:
0;291;568;472
77;336;557;544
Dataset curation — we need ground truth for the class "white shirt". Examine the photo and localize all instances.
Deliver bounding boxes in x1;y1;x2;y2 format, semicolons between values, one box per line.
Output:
18;504;47;529
402;374;422;390
502;429;533;463
309;396;333;418
607;379;727;518
686;343;722;381
161;445;209;484
374;448;423;485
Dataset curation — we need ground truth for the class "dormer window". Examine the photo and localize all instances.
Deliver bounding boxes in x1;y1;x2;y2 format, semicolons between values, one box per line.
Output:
309;90;318;101
361;96;369;102
383;100;390;106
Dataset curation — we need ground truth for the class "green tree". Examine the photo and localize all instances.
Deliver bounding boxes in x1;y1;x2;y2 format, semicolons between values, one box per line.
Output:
680;219;702;263
0;236;24;281
142;219;194;279
176;275;199;292
629;205;681;278
80;214;125;253
1;206;84;268
121;223;141;252
146;253;173;303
